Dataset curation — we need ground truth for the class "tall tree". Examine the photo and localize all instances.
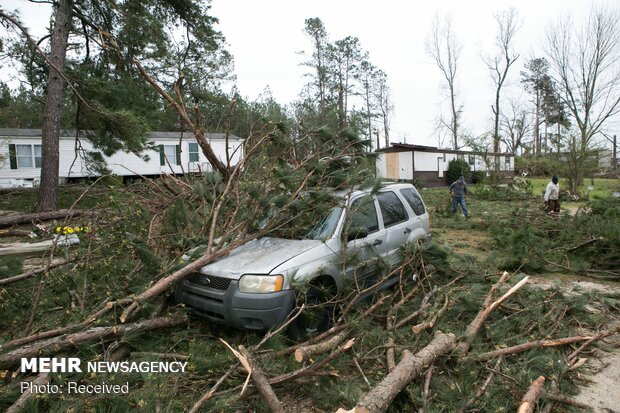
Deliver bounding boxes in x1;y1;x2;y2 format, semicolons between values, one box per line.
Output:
327;36;365;130
302;18;329;124
426;14;463;149
484;8;520;153
374;70;393;148
38;0;73;212
545;5;620;192
1;0;231;210
521;58;551;156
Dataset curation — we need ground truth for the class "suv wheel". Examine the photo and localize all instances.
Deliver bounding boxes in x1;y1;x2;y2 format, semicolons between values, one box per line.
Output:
287;279;336;341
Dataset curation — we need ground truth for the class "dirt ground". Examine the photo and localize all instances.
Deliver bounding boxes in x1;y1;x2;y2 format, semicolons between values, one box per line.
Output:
443;227;620;413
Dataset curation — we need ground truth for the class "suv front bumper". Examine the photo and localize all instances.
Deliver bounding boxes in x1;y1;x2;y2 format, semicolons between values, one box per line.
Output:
175;278;295;331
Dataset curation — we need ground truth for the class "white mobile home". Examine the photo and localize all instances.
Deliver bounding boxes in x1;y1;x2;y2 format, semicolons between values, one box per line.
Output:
376;143;515;187
0;129;243;188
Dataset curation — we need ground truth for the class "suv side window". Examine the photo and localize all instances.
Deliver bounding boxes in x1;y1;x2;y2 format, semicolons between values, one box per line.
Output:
400;188;426;216
377;191;408;227
350;197;379;234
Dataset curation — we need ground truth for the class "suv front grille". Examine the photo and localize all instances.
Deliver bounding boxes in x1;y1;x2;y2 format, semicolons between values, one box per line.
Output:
187;273;232;290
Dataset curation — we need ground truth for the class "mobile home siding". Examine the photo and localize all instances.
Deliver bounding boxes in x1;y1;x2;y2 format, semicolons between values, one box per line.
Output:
0;129;243;188
376;143;515;187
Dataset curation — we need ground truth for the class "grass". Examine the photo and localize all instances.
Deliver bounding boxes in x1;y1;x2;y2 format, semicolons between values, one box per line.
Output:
527;177;620;199
0;184;112;213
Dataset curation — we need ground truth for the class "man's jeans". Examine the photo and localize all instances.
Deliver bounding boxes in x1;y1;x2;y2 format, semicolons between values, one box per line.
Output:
452;196;469;217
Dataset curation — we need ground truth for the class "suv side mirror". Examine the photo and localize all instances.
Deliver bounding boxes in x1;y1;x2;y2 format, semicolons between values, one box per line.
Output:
346;226;369;242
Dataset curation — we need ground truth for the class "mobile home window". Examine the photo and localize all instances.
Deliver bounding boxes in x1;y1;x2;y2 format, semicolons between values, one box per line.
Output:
10;144;42;168
468;155;475;166
188;142;199;162
160;144;180;165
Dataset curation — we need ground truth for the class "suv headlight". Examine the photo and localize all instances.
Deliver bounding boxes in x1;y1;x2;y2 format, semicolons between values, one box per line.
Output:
239;274;284;293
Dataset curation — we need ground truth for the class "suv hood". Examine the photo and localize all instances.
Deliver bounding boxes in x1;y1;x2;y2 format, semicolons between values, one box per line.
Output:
200;237;323;279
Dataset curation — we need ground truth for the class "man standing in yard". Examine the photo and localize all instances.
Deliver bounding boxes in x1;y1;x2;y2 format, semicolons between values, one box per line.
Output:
449;176;469;219
544;175;560;213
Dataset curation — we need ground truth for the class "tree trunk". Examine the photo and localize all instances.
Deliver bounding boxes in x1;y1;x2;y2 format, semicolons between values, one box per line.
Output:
493;90;501;153
0;315;187;369
238;346;286;413
517;376;546;413
352;332;456;413
36;0;73;212
0;209;87;228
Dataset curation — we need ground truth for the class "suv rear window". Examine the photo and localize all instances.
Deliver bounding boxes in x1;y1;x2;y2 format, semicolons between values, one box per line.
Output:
400;188;426;216
377;191;408;227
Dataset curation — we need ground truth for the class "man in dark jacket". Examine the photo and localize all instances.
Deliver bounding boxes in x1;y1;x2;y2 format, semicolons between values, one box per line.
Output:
449;176;469;219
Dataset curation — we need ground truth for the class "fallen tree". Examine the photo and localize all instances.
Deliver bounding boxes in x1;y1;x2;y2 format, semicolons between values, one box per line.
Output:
0;209;88;228
339;332;456;413
0;314;187;368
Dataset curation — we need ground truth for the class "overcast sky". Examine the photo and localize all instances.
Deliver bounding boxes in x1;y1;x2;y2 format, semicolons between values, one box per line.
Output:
2;0;615;148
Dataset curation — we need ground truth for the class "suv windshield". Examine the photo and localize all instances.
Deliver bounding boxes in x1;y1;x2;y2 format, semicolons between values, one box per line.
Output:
306;206;343;240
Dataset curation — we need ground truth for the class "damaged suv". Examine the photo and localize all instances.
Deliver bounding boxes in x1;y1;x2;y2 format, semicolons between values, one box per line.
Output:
175;183;431;333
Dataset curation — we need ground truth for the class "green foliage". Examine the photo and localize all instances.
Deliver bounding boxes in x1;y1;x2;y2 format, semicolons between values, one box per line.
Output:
0;256;23;278
446;158;470;185
515;155;561;176
470;170;485;184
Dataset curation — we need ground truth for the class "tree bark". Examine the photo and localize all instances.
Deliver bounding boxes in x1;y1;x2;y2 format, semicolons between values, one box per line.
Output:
456;272;519;354
517;376;545;413
0;315;187;369
294;330;348;363
0;209;87;228
473;325;620;362
351;332;456;413
238;345;285;413
5;372;50;413
36;0;73;212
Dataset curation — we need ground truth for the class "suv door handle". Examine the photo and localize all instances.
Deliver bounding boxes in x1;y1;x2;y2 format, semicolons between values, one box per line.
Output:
372;239;383;246
404;228;412;234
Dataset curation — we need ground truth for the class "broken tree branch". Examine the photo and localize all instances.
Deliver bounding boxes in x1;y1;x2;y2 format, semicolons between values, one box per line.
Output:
5;372;50;413
472;324;620;362
457;273;527;354
0;209;88;228
517;375;545;413
0;258;72;286
0;314;187;368
541;392;593;411
348;332;456;413
238;345;285;413
412;294;449;335
294;330;349;363
458;357;503;413
420;365;434;413
0;298;132;351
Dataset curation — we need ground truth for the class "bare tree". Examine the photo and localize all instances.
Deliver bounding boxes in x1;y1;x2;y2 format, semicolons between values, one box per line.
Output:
500;99;531;154
426;14;463;150
484;8;521;153
375;71;393;148
545;6;620;192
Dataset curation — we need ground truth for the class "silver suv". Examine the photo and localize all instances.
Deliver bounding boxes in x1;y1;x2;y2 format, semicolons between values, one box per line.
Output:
175;183;431;332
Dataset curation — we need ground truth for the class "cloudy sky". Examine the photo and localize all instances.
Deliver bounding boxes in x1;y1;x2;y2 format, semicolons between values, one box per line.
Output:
2;0;614;148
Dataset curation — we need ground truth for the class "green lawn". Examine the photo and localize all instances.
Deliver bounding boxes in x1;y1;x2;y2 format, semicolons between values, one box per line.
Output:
527;177;620;199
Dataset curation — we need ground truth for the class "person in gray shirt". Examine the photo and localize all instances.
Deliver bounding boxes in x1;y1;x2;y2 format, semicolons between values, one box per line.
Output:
449;176;469;219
